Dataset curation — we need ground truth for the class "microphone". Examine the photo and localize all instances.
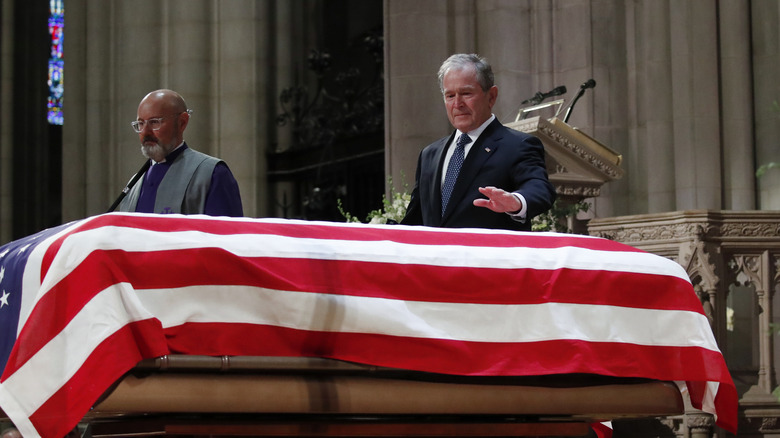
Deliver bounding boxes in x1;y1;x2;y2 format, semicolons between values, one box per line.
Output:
545;85;568;97
563;78;596;123
521;93;543;105
106;160;151;213
521;85;567;105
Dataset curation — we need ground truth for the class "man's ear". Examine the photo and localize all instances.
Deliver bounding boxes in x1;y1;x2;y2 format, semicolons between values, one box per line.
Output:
488;86;498;107
179;111;190;133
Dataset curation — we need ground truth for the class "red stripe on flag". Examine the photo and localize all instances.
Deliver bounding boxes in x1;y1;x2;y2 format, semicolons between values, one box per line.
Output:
27;318;168;438
713;381;738;433
591;422;612;438
160;322;733;383
47;247;700;310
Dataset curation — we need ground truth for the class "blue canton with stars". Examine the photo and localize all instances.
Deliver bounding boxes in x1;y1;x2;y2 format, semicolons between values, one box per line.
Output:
0;223;72;375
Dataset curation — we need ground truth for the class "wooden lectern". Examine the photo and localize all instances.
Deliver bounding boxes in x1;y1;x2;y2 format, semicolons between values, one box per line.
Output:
507;116;623;202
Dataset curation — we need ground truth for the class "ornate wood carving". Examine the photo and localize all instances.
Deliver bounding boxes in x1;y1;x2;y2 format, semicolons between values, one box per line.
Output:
535;122;623;179
507;117;623;204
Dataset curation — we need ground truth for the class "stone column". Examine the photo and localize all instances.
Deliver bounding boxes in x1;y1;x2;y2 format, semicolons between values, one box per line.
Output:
210;0;264;217
589;0;629;218
669;1;721;210
635;0;675;213
685;413;714;438
270;0;298;217
61;0;117;220
384;1;453;193
163;0;214;149
751;0;780;210
719;0;756;210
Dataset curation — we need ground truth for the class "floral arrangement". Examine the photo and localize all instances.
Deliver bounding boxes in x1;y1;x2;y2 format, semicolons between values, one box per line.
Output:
757;162;778;178
530;199;590;233
338;177;411;224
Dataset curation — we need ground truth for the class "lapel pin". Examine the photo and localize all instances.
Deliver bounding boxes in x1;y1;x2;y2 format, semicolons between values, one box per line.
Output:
485;147;491;153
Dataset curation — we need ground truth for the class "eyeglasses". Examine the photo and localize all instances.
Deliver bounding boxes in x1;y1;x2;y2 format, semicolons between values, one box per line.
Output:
131;109;192;133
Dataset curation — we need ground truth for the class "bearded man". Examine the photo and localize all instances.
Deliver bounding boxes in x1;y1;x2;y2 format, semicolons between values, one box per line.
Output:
119;89;243;216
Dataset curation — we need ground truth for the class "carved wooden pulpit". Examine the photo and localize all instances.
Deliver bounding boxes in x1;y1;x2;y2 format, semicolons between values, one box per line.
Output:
507;116;623;200
506;116;624;233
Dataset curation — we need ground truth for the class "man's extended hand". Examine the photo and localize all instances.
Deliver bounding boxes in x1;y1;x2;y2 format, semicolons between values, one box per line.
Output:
473;186;522;213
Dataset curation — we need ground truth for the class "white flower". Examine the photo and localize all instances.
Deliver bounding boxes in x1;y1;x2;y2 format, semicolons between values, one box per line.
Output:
339;175;411;224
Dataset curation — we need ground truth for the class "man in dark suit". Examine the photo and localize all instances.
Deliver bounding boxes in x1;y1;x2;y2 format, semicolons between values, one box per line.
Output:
401;54;555;231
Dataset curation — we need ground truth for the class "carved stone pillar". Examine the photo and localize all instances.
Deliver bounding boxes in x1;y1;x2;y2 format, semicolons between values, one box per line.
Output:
686;413;714;438
589;210;780;436
678;239;721;333
732;252;778;404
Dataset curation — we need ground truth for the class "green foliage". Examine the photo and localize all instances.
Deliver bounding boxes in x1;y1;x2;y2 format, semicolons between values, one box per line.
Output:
530;199;590;233
336;198;360;223
757;162;779;178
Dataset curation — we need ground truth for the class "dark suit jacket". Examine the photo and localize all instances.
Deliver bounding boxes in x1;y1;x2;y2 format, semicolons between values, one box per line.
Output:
401;118;555;231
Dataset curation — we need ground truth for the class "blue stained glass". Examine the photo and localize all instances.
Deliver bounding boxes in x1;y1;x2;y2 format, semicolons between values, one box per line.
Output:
47;0;64;125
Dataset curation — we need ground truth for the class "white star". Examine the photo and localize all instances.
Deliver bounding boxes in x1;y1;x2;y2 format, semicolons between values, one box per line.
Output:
0;248;8;259
0;266;4;284
0;290;9;308
18;244;30;254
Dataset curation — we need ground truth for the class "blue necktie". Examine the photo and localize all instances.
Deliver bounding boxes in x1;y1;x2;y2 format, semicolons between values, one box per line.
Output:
441;133;471;215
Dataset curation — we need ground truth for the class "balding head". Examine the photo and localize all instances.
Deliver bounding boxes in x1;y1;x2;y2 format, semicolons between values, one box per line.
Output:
135;89;191;162
138;89;188;115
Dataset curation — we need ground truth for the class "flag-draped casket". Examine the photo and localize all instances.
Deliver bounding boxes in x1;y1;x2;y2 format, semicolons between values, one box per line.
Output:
0;213;737;437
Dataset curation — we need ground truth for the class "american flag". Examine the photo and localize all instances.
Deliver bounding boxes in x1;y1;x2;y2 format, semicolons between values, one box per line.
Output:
0;213;737;437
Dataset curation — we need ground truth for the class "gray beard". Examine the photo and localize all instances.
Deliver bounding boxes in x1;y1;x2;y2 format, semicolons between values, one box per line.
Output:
141;144;165;162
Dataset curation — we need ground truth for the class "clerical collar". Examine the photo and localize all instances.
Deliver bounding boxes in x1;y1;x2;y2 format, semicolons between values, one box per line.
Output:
151;142;187;165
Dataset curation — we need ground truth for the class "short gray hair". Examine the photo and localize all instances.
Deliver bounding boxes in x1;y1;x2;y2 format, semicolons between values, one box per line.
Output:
437;54;494;93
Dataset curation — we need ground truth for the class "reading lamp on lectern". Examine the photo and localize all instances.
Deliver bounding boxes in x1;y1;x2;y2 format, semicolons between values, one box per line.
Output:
562;79;596;123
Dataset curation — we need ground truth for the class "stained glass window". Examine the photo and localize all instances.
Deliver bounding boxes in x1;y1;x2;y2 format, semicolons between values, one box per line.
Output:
47;0;64;125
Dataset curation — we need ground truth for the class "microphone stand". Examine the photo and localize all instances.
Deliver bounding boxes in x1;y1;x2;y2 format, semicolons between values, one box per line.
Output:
106;160;151;213
563;80;595;123
563;88;587;124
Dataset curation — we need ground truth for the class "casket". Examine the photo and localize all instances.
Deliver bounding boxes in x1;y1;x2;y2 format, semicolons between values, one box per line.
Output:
72;355;684;436
0;214;735;438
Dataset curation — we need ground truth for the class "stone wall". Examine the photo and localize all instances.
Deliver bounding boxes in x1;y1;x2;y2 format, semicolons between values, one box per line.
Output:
384;0;780;219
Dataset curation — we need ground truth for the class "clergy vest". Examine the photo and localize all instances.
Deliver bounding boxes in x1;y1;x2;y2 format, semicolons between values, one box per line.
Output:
120;148;221;214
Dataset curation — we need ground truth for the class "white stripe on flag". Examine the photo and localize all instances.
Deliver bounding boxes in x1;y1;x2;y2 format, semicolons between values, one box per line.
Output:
1;282;154;417
18;221;81;333
137;285;720;350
